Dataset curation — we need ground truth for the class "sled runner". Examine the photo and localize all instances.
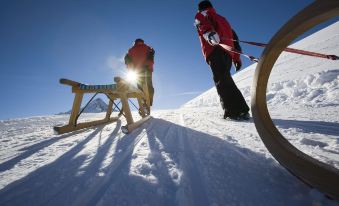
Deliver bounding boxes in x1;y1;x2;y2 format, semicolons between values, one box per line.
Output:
54;76;151;135
251;0;339;200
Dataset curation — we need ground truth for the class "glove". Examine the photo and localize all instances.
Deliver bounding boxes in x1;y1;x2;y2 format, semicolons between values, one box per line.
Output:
203;31;220;46
234;60;242;72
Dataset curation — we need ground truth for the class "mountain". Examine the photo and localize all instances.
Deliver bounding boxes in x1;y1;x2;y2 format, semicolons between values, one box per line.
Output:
0;22;338;206
81;98;108;113
59;98;108;114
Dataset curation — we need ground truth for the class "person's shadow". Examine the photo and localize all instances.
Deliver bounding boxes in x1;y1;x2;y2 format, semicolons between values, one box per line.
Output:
0;118;322;206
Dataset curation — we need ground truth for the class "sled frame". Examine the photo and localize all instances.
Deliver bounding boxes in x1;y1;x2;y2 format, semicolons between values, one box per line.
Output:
54;77;151;135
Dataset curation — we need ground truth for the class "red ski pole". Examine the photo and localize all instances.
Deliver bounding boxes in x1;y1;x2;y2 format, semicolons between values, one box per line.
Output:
239;40;338;60
219;43;259;63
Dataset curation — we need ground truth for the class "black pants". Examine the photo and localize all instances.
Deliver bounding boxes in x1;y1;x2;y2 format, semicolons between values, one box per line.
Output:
137;70;154;106
207;46;249;117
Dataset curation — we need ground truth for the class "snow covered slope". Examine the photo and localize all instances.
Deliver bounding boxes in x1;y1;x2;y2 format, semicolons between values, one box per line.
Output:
0;22;338;206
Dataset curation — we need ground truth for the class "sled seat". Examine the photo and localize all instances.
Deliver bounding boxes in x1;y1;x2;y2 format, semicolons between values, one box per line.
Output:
60;79;117;93
79;84;117;91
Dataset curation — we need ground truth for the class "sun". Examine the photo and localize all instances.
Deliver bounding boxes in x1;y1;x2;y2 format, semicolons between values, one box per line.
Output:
125;70;138;84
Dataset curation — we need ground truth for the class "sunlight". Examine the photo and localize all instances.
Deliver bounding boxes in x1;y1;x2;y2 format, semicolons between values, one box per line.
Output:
125;70;139;84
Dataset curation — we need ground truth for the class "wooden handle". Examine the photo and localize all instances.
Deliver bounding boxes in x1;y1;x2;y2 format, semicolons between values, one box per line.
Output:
60;78;81;87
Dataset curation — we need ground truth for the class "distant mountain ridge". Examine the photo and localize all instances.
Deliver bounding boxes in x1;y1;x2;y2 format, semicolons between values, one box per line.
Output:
59;98;108;114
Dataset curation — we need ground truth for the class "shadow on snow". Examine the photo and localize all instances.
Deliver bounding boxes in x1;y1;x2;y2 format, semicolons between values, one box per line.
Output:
0;118;317;206
273;119;339;137
0;128;93;172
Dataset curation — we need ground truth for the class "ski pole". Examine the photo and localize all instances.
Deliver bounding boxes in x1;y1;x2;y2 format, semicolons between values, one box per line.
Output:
219;43;259;63
237;39;338;60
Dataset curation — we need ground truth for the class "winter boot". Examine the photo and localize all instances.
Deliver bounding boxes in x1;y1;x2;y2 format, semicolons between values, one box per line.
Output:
233;112;250;120
223;110;230;119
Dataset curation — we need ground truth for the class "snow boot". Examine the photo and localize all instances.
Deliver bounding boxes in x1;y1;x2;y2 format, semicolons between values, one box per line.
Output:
223;110;230;119
230;112;250;121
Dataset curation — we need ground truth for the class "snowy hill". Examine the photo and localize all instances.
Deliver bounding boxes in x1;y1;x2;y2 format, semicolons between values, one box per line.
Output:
0;22;338;206
60;98;108;114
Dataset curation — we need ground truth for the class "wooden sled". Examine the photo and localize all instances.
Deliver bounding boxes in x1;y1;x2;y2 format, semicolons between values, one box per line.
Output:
54;76;151;135
251;0;339;200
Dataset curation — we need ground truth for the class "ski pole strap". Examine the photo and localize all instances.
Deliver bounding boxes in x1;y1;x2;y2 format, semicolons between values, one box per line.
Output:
238;40;338;60
219;43;259;63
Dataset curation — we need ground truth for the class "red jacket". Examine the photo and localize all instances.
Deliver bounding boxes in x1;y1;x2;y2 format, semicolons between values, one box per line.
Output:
194;8;240;62
124;42;155;72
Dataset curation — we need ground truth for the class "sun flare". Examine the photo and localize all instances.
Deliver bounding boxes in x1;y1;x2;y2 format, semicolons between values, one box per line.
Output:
126;70;138;84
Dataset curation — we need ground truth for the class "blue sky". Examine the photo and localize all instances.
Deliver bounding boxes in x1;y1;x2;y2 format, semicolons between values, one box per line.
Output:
0;0;335;120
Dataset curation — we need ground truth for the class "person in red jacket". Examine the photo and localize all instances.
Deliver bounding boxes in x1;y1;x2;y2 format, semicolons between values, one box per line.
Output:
194;1;249;120
124;38;155;107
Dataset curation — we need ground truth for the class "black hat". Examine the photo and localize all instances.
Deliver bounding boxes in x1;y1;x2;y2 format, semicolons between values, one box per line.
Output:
134;38;144;44
198;1;213;12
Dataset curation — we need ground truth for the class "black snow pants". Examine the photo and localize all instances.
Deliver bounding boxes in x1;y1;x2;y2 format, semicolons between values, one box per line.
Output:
207;46;249;118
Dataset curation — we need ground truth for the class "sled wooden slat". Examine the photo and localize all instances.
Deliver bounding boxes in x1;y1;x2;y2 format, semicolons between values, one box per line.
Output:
123;115;151;132
60;78;81;87
54;116;120;134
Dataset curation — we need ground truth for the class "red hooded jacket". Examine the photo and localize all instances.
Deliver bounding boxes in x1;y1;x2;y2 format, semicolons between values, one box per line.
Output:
194;8;240;62
124;42;155;72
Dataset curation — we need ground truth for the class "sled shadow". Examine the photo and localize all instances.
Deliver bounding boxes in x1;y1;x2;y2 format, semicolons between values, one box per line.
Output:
0;118;321;206
0;120;121;206
273;119;339;136
0;128;92;172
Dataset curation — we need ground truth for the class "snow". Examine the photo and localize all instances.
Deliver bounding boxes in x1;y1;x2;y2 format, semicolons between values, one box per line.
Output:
0;22;339;206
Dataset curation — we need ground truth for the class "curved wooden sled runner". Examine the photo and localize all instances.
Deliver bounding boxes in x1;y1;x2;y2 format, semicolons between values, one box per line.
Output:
251;0;339;200
54;77;151;135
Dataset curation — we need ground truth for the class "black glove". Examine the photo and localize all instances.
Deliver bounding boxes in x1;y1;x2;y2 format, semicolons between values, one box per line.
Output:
234;60;242;72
